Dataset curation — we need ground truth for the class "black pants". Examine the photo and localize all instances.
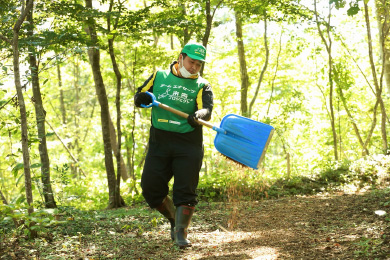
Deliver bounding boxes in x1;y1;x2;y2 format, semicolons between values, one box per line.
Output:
141;126;204;208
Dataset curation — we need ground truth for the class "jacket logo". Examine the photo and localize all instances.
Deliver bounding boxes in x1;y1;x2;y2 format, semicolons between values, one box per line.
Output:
158;84;195;104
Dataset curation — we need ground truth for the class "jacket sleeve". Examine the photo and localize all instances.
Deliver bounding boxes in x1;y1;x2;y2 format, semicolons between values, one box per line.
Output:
134;72;157;104
195;83;213;121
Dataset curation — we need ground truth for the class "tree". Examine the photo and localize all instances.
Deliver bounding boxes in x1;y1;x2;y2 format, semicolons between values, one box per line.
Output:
232;0;309;118
84;0;118;209
235;11;250;117
375;0;390;94
248;12;269;118
314;0;338;160
0;0;37;238
333;61;371;156
107;0;126;207
27;4;57;208
363;1;388;153
200;0;224;76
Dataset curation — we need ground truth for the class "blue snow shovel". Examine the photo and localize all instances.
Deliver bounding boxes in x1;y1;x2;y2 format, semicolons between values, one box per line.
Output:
141;91;274;169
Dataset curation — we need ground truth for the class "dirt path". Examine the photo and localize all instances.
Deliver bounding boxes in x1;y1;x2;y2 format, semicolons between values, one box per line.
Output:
2;190;390;259
131;191;390;259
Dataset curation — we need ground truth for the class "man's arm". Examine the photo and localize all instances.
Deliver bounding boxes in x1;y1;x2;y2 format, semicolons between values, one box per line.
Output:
134;72;157;107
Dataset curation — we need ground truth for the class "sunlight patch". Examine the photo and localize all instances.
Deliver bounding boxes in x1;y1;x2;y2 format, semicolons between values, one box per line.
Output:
250;247;279;259
374;210;386;216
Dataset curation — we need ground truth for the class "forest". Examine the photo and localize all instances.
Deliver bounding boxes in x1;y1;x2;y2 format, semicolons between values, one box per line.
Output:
1;0;390;259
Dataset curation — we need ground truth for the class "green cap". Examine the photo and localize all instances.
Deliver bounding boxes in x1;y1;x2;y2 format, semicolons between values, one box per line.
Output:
181;43;207;62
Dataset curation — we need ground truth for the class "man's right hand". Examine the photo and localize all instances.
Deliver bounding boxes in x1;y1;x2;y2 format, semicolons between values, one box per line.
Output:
135;92;153;107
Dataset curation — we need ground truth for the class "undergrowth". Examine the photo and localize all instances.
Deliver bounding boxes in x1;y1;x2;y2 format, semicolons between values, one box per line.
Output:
197;154;390;201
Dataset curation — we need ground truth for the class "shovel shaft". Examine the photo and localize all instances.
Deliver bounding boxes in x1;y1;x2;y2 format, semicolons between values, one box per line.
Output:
157;103;215;129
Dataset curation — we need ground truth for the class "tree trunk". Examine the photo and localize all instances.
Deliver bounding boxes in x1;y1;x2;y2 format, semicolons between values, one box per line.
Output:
375;0;390;94
12;0;36;238
56;55;67;125
235;11;249;117
315;0;338;160
71;57;81;176
108;115;129;181
122;46;138;187
199;0;223;76
364;100;380;151
364;2;388;153
200;0;212;77
338;86;369;155
27;8;56;208
249;15;269;118
108;0;125;207
85;0;117;209
286;153;291;180
267;31;282;116
180;3;192;45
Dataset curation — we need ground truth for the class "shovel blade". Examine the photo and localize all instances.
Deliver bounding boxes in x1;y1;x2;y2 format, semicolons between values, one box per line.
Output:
214;114;274;169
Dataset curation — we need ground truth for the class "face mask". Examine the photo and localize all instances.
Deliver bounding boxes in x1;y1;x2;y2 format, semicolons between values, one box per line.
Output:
179;56;198;78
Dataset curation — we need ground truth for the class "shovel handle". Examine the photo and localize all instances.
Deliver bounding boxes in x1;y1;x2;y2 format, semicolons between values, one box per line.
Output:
142;91;214;129
157;102;214;129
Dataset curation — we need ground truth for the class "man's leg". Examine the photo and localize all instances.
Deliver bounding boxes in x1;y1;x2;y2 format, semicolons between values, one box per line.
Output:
155;196;175;241
172;144;203;248
141;142;175;240
141;142;173;208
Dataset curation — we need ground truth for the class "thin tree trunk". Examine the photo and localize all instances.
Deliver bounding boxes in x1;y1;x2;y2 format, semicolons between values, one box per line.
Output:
375;0;390;94
180;3;193;45
315;0;338;160
338;86;369;155
286;153;291;180
267;30;282;116
108;116;129;181
364;100;380;151
122;47;137;182
249;15;269;118
235;11;249;117
27;8;56;208
71;57;81;176
56;55;66;125
85;0;116;209
200;0;223;76
45;119;86;176
108;0;125;207
12;0;36;238
364;2;388;153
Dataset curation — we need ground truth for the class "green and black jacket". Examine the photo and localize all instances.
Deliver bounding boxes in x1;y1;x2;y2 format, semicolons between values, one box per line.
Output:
135;61;213;135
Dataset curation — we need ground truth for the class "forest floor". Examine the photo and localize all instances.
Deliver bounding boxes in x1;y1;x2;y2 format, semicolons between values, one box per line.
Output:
2;188;390;259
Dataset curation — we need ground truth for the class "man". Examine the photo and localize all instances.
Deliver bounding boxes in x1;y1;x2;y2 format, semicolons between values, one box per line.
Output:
134;43;213;248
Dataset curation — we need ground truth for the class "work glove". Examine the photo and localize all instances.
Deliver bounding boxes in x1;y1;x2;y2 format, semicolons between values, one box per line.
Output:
134;92;152;108
187;109;209;128
187;113;200;128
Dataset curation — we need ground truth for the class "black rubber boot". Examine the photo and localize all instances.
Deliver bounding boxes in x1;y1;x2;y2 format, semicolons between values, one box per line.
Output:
155;196;175;241
174;205;195;248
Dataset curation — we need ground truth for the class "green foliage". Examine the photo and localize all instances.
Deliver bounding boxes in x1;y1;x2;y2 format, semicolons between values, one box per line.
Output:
317;160;351;184
354;236;382;257
268;176;324;197
197;174;227;201
262;155;390;198
331;0;362;16
0;203;65;238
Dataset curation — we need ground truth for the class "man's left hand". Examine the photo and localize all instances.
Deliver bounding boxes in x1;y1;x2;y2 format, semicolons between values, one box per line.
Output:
187;112;201;127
